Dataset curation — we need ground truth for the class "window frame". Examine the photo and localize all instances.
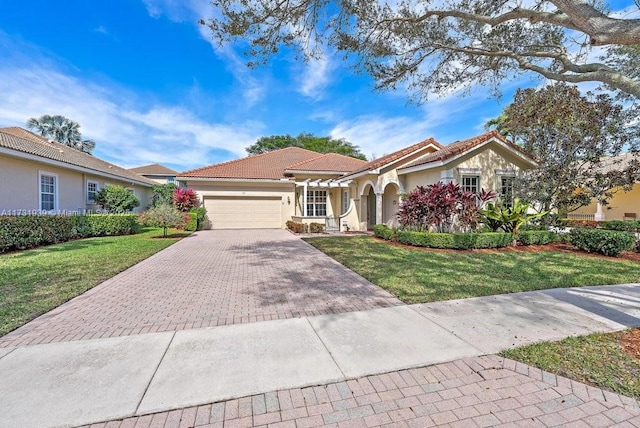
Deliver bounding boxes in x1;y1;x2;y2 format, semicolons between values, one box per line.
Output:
306;189;327;217
460;175;480;194
500;176;515;207
38;171;58;212
86;180;99;203
341;189;350;215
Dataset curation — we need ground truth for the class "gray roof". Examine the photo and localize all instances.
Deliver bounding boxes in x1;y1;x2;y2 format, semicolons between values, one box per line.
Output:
0;127;155;186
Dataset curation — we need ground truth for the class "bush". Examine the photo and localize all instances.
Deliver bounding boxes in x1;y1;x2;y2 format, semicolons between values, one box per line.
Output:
0;214;140;253
190;207;208;230
184;212;198;231
601;220;640;232
569;228;636;257
173;188;200;212
74;214;140;237
309;222;324;233
150;183;178;207
373;224;396;240
396;230;512;249
286;221;308;233
566;219;600;228
518;230;561;246
94;185;140;213
139;204;186;238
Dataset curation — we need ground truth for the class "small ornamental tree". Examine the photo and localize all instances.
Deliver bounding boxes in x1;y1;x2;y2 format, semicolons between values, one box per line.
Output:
139;204;187;238
151;183;178;207
94;185;140;213
173;188;200;212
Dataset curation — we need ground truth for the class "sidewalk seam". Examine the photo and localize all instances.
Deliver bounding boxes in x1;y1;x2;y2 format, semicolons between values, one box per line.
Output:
305;318;347;380
134;331;177;416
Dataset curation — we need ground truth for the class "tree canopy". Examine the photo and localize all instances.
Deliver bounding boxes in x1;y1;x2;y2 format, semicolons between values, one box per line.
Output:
26;115;96;154
202;0;640;99
487;83;640;213
246;133;367;160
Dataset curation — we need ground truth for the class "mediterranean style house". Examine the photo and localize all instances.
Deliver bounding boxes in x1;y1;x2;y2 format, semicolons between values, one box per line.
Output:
129;163;178;184
178;130;538;231
0;127;154;214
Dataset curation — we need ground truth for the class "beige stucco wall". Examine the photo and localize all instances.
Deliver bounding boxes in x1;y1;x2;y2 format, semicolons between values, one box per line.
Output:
451;147;524;192
573;184;640;221
184;180;296;228
402;169;442;193
0;155;151;213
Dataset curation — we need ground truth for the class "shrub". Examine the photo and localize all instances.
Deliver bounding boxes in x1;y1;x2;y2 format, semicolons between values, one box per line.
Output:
517;230;561;246
569;228;636;257
396;230;512;249
150;183;178;207
94;185;140;213
139;204;186;238
74;214;140;237
601;220;640;232
309;222;325;233
190;207;208;230
173;188;200;212
566;219;599;228
0;214;140;253
373;224;396;240
184;212;198;231
286;221;308;233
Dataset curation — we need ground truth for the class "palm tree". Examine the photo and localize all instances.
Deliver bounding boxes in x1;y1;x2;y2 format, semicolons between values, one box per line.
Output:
26;115;96;154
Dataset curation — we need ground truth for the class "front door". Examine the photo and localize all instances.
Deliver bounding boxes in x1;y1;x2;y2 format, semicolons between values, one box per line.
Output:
367;188;376;229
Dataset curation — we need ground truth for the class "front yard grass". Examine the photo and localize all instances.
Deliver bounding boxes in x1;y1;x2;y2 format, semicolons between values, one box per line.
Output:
305;236;640;304
501;330;640;400
0;227;189;336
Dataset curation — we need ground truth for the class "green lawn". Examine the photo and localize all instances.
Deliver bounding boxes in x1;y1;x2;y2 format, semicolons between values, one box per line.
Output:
0;228;189;336
305;236;640;303
501;330;640;400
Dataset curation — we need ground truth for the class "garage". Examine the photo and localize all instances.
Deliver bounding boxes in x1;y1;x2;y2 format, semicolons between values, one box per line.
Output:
204;196;283;229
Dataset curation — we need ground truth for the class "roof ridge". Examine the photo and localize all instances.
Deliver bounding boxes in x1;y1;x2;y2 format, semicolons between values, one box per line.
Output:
179;146;319;175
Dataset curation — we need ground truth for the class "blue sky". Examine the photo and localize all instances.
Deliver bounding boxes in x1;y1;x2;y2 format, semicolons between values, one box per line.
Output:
0;1;635;171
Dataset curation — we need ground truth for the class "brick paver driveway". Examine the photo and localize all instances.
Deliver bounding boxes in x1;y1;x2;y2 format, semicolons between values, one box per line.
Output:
0;230;400;347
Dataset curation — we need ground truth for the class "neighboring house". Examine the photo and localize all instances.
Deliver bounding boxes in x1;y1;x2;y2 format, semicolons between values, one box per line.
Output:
129;163;178;184
0;127;154;214
179;130;537;231
571;153;640;221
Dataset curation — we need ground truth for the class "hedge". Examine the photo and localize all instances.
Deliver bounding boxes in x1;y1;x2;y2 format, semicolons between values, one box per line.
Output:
0;214;140;253
569;228;636;257
184;212;198;232
396;230;513;249
286;221;307;234
601;220;640;232
517;230;561;246
373;224;396;240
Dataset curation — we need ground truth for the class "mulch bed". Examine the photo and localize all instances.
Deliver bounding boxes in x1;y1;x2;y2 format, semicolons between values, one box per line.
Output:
375;238;640;262
620;328;640;361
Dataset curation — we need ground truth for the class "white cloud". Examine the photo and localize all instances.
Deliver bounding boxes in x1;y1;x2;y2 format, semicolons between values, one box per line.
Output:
0;62;262;170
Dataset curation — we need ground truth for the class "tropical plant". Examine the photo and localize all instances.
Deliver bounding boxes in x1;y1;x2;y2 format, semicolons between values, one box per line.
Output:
139;204;187;238
203;1;640;100
93;186;140;213
150;183;178;207
173;187;200;212
480;199;548;240
26;114;96;154
246;133;367;160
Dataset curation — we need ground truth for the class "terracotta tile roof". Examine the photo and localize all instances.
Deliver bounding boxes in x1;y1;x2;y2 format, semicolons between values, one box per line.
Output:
284;152;368;173
178;147;323;180
399;130;535;170
0;127;155;186
340;137;443;179
129;163;178;175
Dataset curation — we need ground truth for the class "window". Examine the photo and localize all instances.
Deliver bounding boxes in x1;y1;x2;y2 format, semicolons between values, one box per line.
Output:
461;176;480;193
167;176;175;183
39;172;57;211
500;176;515;207
341;189;350;215
306;190;327;217
87;181;99;203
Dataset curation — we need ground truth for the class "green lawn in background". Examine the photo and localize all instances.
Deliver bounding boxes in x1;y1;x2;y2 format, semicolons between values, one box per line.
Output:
0;228;189;336
305;236;640;304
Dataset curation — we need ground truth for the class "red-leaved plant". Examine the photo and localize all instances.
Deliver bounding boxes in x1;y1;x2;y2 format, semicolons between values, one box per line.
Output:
173;187;200;212
397;183;496;232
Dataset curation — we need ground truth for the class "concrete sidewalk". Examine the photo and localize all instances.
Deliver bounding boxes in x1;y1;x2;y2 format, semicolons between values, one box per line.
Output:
0;284;639;428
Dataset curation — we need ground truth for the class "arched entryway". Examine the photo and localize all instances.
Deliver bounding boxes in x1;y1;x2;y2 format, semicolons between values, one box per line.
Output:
382;183;400;227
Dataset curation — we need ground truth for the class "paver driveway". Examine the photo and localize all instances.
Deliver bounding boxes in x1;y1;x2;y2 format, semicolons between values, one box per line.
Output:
0;230;401;348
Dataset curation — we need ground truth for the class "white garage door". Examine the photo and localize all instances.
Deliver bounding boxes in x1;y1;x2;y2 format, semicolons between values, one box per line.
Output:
204;196;282;229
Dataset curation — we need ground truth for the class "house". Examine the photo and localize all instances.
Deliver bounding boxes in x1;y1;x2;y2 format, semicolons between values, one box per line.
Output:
129;163;178;184
179;130;537;231
570;153;640;221
0;127;154;214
